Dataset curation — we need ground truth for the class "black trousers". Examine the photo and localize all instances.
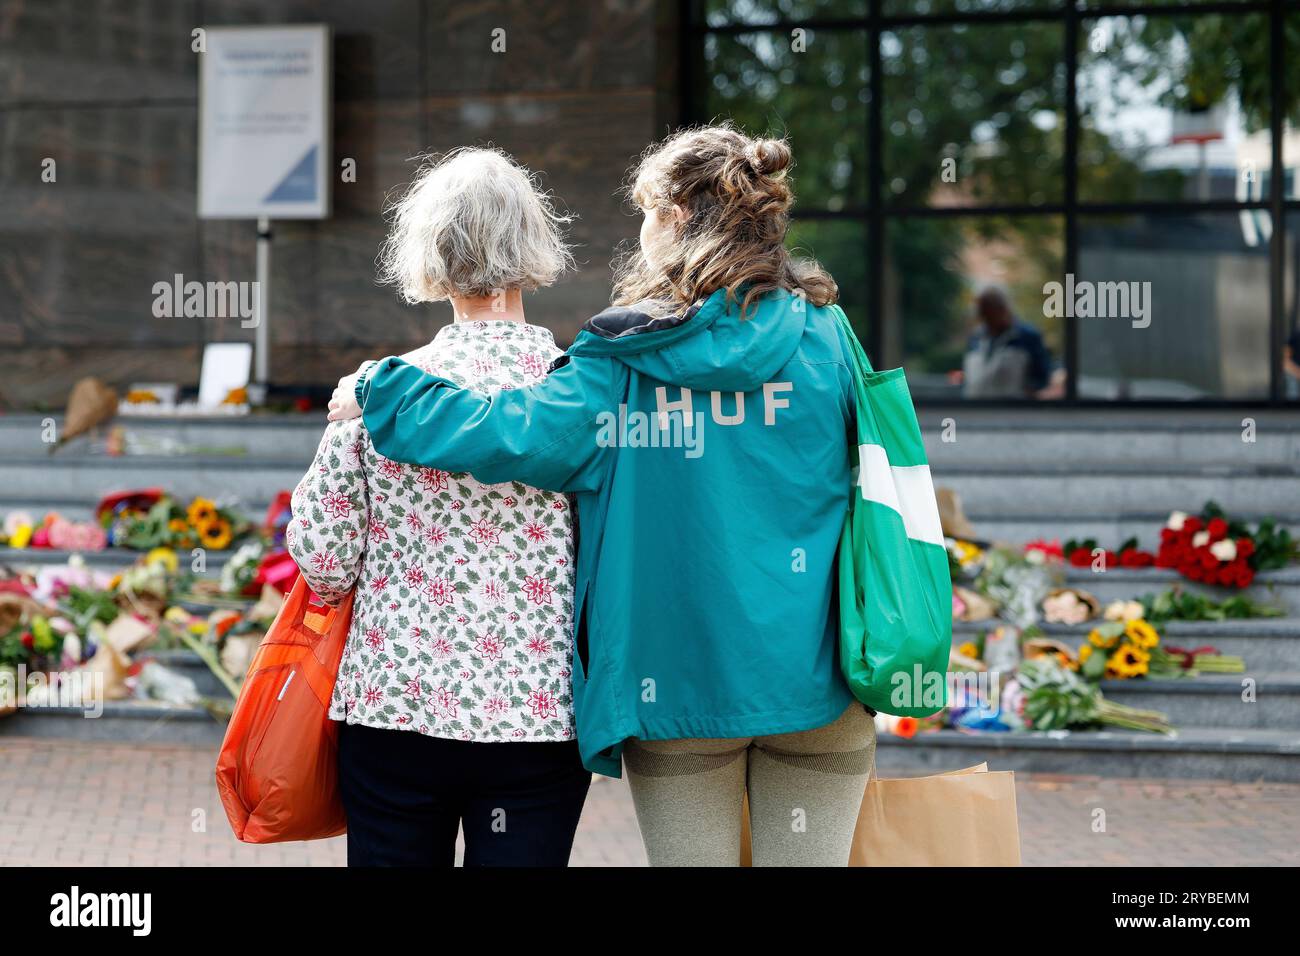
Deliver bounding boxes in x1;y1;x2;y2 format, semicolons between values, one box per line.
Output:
336;721;592;867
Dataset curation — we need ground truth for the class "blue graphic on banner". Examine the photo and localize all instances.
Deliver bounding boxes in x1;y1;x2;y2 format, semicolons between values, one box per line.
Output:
263;145;319;204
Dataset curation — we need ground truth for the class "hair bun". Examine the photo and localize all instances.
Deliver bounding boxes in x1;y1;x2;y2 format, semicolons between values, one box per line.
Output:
746;138;791;177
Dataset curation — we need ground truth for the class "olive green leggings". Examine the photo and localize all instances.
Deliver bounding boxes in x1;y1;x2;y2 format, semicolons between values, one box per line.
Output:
623;704;876;867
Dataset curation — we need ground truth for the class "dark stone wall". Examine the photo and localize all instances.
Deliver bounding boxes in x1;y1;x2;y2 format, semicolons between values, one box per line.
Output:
0;0;674;407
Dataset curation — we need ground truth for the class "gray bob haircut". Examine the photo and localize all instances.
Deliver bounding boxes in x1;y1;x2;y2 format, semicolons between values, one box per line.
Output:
377;147;574;302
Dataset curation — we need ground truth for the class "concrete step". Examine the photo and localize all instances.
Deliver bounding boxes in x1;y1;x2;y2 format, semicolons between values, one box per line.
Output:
963;513;1300;549
917;406;1300;458
954;616;1300;671
0;412;324;459
0;547;229;575
921;419;1300;468
0;455;307;502
1095;673;1300;730
875;726;1300;782
0;700;227;746
1060;566;1300;613
931;464;1300;516
0;497;279;524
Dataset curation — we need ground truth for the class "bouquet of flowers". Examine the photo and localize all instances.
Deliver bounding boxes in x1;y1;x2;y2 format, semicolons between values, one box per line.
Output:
1017;657;1172;733
1064;536;1155;570
1075;609;1161;681
102;494;249;552
1156;502;1297;589
1139;587;1283;624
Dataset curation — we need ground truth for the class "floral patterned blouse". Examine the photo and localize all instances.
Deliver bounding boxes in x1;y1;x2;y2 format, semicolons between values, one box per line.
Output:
287;321;576;743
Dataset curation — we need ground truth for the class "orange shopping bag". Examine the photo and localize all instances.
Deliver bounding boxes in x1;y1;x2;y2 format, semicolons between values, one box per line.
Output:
216;578;353;843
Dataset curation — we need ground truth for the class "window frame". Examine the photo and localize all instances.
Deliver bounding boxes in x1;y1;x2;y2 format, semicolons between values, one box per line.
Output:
682;0;1293;407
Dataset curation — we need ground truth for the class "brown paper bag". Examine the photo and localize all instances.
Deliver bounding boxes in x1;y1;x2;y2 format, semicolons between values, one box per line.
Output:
741;762;1021;866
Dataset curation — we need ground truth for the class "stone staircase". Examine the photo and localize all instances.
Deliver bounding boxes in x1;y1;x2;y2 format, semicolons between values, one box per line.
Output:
1;407;1299;781
875;407;1300;782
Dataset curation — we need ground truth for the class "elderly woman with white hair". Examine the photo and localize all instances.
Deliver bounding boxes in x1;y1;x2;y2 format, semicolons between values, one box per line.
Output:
286;148;589;867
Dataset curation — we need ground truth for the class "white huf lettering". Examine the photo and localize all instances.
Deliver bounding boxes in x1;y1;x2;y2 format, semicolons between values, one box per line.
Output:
763;382;793;425
655;386;694;430
710;391;745;425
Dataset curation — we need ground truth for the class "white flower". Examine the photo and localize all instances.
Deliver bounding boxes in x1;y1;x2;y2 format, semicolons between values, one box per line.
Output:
1166;510;1188;531
1104;599;1144;622
1192;530;1210;548
1209;538;1238;562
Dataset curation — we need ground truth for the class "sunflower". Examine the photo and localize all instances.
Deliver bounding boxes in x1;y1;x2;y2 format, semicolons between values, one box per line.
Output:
957;641;980;660
197;517;233;550
1088;627;1120;649
1108;645;1151;679
168;517;189;537
146;547;179;573
1124;618;1160;650
953;540;984;568
187;497;217;527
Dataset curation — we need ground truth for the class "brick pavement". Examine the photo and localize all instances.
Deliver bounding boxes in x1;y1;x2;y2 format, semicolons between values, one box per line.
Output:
1;737;1295;866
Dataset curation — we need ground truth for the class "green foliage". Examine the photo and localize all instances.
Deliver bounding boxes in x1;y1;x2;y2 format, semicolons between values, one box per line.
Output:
1140;588;1285;624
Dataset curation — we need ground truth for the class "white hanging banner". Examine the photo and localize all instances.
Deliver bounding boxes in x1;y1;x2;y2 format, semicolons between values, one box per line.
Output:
198;24;332;219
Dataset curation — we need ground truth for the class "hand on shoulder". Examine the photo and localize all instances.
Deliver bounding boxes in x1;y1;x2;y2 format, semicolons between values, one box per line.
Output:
327;361;372;421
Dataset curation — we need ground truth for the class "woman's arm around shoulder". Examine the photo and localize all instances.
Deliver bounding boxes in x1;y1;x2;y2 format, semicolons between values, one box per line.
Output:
340;352;619;495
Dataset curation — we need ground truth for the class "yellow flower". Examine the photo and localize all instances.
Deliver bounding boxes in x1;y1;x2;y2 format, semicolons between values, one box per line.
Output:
146;547;178;573
954;540;984;568
1108;645;1151;679
198;517;232;550
168;518;189;535
1125;618;1160;650
957;641;980;660
1078;643;1093;664
1089;627;1120;649
187;497;217;527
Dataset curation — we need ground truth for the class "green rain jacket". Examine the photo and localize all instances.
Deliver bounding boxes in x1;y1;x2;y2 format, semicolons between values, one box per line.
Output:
357;288;858;776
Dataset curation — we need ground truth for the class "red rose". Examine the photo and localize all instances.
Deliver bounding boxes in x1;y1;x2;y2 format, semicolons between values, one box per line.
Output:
1236;537;1255;558
20;631;34;649
1068;547;1093;567
1183;517;1202;533
1206;518;1228;540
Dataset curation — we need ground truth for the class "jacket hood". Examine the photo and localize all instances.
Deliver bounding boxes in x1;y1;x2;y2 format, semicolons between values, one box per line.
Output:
567;288;808;392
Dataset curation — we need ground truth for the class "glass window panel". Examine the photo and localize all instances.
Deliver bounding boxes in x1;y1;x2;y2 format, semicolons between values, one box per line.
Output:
703;29;869;210
881;22;1065;208
1282;11;1300;199
700;1;867;28
883;1;1059;15
1078;212;1270;400
1081;1;1251;6
1284;214;1300;401
1077;14;1270;203
883;215;1065;400
787;218;869;339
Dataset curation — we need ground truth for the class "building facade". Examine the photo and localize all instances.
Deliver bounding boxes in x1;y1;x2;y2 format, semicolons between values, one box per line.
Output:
2;0;1298;406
